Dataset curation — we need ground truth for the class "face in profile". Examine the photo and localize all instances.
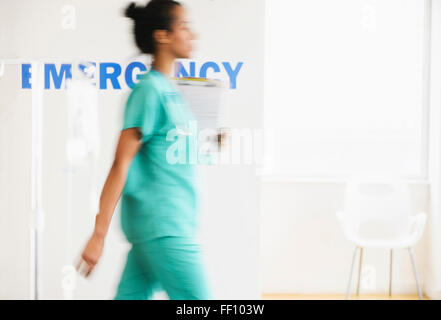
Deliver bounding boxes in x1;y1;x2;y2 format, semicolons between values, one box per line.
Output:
167;5;196;59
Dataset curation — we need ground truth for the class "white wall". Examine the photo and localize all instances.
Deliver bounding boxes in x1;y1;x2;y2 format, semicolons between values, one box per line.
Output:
0;0;263;299
260;0;441;299
261;180;429;295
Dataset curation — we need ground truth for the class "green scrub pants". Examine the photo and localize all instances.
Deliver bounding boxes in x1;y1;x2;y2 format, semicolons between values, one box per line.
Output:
114;236;212;300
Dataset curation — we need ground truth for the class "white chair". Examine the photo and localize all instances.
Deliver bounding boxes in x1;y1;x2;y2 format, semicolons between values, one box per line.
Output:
337;174;427;300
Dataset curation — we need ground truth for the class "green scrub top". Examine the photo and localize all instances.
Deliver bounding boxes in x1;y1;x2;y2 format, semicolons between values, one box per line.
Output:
120;69;204;244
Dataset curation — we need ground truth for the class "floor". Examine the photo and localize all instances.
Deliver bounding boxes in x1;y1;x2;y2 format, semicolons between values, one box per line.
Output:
262;293;429;300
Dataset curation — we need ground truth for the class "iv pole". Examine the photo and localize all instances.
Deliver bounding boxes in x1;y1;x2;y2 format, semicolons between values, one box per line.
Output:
0;59;44;300
1;58;99;299
30;61;44;300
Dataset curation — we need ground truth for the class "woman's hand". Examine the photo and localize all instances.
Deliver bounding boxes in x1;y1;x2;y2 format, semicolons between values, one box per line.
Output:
217;128;230;149
75;128;141;278
77;232;105;277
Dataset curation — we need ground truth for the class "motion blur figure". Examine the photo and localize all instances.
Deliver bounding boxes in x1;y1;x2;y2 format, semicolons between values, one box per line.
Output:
77;0;215;299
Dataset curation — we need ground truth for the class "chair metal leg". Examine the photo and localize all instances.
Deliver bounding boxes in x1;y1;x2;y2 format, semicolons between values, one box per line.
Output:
346;246;359;300
408;247;423;300
389;249;393;297
356;247;363;295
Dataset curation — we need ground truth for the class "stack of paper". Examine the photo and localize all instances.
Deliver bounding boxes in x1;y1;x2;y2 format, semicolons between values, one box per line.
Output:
173;77;225;132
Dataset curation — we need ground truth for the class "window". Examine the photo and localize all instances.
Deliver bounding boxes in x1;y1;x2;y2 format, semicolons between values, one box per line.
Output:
264;0;429;178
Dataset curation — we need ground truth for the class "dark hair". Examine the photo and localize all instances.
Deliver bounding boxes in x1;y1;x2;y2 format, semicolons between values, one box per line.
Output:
124;0;182;54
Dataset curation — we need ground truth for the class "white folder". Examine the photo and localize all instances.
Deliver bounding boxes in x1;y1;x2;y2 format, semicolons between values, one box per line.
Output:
173;77;226;133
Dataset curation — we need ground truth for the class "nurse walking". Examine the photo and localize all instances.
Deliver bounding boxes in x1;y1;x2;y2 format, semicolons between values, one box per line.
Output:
78;0;215;300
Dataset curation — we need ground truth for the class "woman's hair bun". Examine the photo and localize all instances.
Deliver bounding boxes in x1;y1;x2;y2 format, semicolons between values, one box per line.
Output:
124;2;136;19
124;2;146;20
124;0;182;54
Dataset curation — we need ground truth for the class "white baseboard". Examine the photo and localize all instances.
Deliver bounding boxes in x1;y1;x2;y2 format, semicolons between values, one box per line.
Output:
425;287;441;300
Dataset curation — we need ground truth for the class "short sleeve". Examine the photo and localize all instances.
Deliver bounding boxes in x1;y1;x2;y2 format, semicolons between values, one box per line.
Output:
122;82;161;142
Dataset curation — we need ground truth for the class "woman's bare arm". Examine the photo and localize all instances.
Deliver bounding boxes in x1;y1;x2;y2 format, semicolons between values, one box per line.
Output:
78;127;143;276
93;128;143;238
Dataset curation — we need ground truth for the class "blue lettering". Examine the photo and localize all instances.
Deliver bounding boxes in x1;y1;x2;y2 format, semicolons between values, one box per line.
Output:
44;64;72;89
223;62;243;89
78;62;96;85
20;60;243;90
125;62;147;89
22;64;32;89
100;62;121;89
199;61;220;79
175;61;196;78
